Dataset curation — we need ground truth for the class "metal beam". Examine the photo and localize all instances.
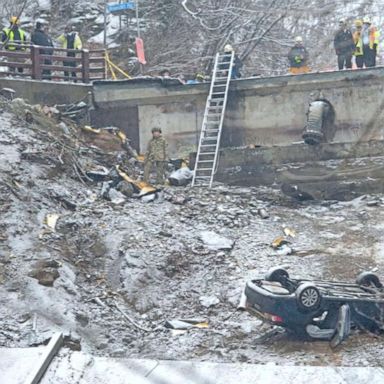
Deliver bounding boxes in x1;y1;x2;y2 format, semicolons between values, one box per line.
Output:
24;332;63;384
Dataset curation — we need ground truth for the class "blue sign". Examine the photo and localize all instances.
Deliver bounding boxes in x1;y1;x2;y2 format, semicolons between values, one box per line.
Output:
107;2;135;13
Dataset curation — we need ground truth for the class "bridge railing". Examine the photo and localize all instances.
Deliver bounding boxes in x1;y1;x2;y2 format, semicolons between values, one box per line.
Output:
0;44;106;83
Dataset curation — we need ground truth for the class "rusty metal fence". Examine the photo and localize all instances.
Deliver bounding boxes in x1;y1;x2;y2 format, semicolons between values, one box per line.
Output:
0;44;106;83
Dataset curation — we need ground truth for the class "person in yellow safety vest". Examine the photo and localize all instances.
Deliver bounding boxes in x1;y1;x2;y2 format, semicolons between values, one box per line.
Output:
361;16;379;67
1;16;27;74
288;36;310;74
353;19;364;68
57;25;83;81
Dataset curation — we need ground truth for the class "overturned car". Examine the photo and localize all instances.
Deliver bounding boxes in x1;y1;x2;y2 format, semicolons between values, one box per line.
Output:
243;267;384;347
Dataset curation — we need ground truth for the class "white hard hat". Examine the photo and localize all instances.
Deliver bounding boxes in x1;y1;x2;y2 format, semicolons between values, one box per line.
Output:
295;36;303;43
224;44;233;52
363;16;371;24
339;18;347;24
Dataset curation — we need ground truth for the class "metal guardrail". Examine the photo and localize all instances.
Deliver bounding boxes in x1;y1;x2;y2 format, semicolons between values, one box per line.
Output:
0;44;106;83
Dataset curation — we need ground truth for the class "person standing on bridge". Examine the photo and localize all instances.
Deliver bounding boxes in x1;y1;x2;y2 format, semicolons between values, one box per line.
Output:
334;19;355;70
288;37;309;74
353;19;364;69
1;16;27;74
143;127;168;185
361;16;379;68
31;21;54;80
57;25;82;81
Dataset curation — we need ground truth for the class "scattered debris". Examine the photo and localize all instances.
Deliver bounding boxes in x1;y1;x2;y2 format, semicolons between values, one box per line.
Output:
199;231;234;250
165;318;209;330
258;208;270;219
271;236;290;249
114;301;151;332
168;167;193;186
283;227;296;238
199;295;220;308
45;214;60;232
0;87;15;100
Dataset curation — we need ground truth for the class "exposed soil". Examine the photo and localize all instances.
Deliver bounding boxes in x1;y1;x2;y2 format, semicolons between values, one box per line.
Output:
1;96;384;367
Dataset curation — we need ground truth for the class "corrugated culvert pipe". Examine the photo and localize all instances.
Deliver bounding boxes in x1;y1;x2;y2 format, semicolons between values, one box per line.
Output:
302;100;335;145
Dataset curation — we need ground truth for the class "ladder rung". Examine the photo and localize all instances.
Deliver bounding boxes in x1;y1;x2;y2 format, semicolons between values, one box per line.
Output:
201;144;217;147
198;160;214;163
206;113;222;117
212;92;225;95
203;136;218;139
196;168;213;172
194;176;211;179
207;106;223;109
215;77;228;81
204;129;219;132
210;98;224;102
199;152;215;155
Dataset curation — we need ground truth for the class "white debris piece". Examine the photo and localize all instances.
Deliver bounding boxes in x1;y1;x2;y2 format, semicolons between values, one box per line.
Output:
199;231;234;250
199;295;220;308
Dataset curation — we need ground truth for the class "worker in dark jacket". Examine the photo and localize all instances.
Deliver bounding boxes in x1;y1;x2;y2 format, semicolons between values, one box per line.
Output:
1;16;27;73
288;36;309;74
334;19;355;70
31;22;54;80
222;44;242;79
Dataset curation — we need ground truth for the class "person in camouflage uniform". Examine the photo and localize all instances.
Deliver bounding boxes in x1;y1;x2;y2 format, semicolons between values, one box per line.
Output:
143;127;168;184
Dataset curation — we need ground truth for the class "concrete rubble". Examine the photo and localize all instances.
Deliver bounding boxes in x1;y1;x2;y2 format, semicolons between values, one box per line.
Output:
1;93;384;378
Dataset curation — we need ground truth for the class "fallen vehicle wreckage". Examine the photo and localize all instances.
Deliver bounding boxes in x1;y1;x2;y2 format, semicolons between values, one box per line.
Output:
242;267;384;347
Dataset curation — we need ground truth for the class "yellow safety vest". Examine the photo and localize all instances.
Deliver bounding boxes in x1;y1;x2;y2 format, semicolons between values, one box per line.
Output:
353;31;363;56
57;33;82;50
2;27;26;50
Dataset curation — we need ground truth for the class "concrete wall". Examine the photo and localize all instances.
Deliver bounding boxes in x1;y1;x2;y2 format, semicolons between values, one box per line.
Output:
3;69;384;156
92;68;384;155
0;78;92;105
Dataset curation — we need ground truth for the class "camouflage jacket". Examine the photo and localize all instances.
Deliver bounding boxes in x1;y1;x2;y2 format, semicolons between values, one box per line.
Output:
145;136;168;161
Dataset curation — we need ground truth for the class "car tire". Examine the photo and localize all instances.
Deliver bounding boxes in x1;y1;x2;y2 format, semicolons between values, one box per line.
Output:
265;267;289;284
296;283;321;312
356;272;383;288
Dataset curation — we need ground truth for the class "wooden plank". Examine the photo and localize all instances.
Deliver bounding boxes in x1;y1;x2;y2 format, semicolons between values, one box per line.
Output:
24;332;63;384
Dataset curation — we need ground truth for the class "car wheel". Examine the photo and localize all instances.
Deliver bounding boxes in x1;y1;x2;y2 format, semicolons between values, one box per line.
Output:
265;267;289;284
296;283;321;312
356;272;383;288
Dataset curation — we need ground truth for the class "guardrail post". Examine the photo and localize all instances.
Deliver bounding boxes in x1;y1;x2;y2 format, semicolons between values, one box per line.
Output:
30;45;42;80
81;49;90;83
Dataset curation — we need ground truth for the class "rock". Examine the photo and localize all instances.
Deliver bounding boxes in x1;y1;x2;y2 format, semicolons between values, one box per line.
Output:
116;180;134;197
141;193;156;203
28;268;60;286
108;188;126;204
75;312;89;327
199;295;220;308
199;231;234;250
16;313;31;323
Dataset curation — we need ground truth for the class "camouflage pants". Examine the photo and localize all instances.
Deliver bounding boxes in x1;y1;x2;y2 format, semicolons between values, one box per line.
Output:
143;160;166;184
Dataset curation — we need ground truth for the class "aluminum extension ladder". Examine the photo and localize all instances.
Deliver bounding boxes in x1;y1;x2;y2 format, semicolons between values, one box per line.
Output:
191;51;234;188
